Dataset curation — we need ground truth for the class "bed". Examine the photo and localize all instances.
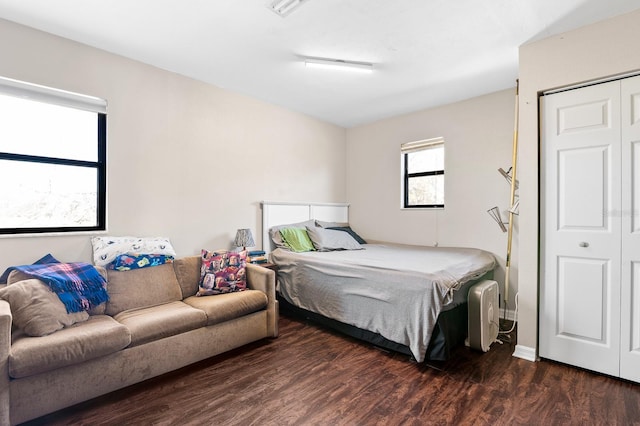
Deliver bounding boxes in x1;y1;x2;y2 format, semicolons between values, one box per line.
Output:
261;201;496;362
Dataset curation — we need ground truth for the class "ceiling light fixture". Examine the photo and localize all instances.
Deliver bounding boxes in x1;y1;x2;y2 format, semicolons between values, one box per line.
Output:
304;57;374;73
269;0;308;17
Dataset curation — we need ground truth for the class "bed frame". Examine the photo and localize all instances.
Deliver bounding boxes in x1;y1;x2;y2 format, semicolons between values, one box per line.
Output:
260;200;487;361
261;201;349;254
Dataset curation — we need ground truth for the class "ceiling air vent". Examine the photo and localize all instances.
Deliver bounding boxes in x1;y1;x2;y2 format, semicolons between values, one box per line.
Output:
269;0;309;17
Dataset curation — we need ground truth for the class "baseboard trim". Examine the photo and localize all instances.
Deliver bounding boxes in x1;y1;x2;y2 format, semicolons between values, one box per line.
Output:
512;344;537;362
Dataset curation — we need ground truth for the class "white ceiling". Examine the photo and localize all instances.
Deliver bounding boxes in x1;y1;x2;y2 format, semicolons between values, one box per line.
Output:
0;0;639;128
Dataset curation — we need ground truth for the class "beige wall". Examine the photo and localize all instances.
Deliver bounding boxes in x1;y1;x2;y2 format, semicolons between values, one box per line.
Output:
0;18;346;270
518;8;640;355
346;89;518;311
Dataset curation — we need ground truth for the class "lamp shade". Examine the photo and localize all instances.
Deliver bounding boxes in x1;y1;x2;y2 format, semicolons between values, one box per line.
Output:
234;228;255;249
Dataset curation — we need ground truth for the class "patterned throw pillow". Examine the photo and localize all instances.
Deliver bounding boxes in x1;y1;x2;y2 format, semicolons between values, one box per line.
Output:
197;249;247;296
108;254;174;271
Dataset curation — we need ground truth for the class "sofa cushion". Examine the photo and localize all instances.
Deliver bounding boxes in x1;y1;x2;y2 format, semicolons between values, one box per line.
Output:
9;315;131;379
8;266;109;315
173;256;201;299
0;279;89;336
105;263;182;316
183;290;267;326
114;301;207;347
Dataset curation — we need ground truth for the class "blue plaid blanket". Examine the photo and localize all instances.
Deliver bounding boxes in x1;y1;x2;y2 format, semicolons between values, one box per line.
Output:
13;262;109;313
0;253;59;284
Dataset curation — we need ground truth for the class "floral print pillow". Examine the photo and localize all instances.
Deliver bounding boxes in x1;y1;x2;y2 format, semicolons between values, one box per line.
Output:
197;249;247;296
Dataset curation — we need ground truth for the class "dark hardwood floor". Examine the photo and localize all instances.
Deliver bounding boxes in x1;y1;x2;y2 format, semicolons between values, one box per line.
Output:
24;314;640;426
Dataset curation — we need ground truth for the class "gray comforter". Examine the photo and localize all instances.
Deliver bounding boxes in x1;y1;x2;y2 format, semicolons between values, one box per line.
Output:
272;243;496;362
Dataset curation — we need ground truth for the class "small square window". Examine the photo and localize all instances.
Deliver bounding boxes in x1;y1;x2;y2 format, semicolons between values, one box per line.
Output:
401;138;444;208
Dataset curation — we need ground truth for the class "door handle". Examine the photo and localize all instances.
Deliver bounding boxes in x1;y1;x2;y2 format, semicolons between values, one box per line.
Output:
579;242;589;248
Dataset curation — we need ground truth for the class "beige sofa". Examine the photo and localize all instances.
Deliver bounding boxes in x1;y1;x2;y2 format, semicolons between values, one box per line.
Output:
0;256;278;425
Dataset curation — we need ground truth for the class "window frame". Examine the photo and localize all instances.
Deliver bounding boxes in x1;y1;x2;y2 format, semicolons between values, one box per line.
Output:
401;137;445;209
0;76;107;235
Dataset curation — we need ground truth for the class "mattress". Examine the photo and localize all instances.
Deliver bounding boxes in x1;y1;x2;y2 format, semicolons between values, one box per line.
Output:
271;242;496;362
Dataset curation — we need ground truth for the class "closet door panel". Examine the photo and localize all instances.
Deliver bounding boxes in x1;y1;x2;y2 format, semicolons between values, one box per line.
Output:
556;257;608;341
621;75;640;383
557;146;608;229
540;80;621;377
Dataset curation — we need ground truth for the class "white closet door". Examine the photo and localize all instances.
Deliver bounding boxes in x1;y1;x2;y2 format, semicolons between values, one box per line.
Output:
621;75;640;382
540;81;622;376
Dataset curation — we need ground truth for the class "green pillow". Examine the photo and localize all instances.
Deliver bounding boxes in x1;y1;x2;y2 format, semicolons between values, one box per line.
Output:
279;228;316;252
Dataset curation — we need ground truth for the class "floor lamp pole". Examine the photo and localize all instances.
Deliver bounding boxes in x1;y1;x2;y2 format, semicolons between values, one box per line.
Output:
504;80;519;312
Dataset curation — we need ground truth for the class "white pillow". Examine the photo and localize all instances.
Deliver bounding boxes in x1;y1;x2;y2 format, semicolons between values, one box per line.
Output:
305;226;363;251
91;236;177;267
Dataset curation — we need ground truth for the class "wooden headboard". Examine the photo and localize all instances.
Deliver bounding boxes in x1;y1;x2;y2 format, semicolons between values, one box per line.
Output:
261;201;349;254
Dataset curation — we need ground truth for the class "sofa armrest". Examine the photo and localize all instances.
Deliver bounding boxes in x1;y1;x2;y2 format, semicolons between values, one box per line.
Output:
0;300;11;426
245;264;278;337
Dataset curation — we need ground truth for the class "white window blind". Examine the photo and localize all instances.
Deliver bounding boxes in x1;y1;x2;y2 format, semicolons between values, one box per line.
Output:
400;137;444;154
0;76;106;114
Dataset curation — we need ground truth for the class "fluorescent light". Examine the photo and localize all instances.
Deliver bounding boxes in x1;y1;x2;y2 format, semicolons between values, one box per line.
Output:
269;0;307;17
304;57;374;73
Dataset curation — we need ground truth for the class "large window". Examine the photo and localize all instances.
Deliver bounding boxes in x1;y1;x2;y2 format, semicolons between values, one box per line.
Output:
401;137;444;208
0;77;107;235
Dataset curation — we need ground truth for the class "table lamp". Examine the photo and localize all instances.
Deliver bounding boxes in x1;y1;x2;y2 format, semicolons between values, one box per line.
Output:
234;228;255;251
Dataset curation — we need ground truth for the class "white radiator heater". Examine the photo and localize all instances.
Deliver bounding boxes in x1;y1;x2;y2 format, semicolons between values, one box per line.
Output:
466;280;499;352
